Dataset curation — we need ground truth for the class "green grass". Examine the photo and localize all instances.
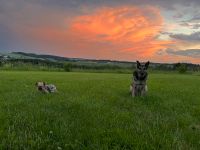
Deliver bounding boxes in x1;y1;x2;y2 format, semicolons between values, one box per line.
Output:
0;71;200;149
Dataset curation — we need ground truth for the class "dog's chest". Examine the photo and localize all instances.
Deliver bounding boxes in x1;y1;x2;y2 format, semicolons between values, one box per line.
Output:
134;84;145;91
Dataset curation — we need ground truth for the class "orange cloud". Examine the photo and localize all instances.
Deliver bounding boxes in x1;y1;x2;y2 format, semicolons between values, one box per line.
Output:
18;6;173;61
67;6;172;60
71;7;162;42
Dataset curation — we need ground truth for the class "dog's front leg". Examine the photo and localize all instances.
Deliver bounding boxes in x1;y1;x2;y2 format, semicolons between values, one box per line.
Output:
131;85;136;97
141;85;148;96
145;85;148;92
130;85;133;93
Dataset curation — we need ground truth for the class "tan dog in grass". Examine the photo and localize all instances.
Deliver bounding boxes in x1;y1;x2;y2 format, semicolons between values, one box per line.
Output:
35;81;57;93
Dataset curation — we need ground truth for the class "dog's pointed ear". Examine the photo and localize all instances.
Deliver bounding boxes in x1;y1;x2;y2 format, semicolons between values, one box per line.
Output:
136;61;140;69
145;61;150;69
43;82;46;86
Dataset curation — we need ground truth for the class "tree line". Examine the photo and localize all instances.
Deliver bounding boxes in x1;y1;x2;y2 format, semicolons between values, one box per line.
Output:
0;58;200;73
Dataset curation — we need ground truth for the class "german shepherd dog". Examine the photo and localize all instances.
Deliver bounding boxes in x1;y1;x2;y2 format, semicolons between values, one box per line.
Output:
130;61;150;97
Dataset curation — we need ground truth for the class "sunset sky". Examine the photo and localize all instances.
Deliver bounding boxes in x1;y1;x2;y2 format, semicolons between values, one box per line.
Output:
1;0;200;64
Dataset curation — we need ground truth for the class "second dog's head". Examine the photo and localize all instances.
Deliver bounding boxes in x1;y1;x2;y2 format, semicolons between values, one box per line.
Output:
35;81;46;90
134;61;150;81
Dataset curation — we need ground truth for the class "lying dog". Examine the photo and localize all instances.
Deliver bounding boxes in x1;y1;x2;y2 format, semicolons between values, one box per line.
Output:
130;61;149;97
35;81;57;93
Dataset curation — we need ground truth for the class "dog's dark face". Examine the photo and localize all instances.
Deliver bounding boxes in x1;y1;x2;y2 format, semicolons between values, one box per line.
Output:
35;81;46;91
134;61;150;81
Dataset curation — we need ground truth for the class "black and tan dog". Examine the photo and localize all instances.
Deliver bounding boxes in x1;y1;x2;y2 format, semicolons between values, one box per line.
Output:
130;61;150;97
35;81;57;93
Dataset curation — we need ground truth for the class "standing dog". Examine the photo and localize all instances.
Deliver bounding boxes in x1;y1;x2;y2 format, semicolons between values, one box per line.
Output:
130;61;150;97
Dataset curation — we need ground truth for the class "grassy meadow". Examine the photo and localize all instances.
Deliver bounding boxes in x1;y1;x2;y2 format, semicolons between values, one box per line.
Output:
0;71;200;149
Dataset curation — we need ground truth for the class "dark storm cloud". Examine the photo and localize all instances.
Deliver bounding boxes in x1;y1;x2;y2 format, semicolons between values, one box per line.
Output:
169;32;200;42
187;15;200;22
0;23;20;51
2;0;200;11
166;48;200;58
0;0;200;53
179;22;200;29
192;24;200;29
25;0;200;10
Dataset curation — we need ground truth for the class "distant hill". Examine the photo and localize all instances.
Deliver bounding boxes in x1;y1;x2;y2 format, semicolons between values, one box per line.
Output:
0;52;71;61
0;52;136;65
10;52;135;64
0;51;200;72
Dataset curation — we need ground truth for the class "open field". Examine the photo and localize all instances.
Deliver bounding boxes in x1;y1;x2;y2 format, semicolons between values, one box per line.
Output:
0;71;200;149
